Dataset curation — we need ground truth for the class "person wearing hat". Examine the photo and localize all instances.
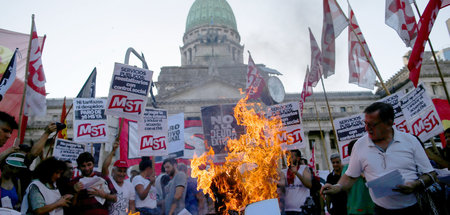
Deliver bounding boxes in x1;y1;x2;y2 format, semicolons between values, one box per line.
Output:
102;140;135;215
0;152;27;210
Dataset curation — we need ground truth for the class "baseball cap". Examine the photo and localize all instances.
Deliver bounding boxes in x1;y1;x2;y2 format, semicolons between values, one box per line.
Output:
6;153;27;168
114;160;128;168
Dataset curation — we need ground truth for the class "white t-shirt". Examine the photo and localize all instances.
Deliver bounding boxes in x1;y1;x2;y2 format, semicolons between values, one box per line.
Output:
109;178;135;215
345;129;434;209
284;165;310;212
132;175;157;209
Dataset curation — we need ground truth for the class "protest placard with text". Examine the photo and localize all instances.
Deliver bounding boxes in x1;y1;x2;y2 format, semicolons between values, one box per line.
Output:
138;108;168;156
105;63;153;121
53;138;86;163
377;92;409;133
333;114;366;164
267;102;305;149
73;98;108;143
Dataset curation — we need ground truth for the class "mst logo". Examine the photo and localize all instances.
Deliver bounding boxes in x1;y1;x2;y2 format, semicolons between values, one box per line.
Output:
108;95;143;113
141;135;167;150
77;123;106;137
276;129;303;145
411;110;440;136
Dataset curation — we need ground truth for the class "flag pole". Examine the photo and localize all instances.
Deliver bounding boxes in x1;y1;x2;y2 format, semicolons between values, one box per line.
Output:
312;92;331;171
335;0;391;96
412;1;450;104
319;74;340;155
17;14;35;144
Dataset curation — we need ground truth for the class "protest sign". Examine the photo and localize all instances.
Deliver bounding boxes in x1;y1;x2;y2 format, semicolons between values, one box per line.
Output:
377;92;409;133
85;142;103;168
183;119;205;159
73;98;108;143
333;114;366;164
138;108;168;156
400;83;444;142
201;104;245;162
154;113;185;162
53;138;86;164
266;102;305;149
105;63;153;120
119;119;141;167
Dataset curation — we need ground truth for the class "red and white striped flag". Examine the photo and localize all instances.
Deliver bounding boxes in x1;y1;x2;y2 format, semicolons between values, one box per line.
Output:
408;0;443;87
385;0;418;47
246;53;266;100
308;28;322;88
442;0;450;8
321;0;348;78
24;18;47;117
348;6;377;90
300;67;313;117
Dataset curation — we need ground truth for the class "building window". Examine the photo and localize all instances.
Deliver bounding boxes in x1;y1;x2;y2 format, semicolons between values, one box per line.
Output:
359;106;365;111
347;106;353;112
340;107;346;112
309;107;314;114
321;106;326;113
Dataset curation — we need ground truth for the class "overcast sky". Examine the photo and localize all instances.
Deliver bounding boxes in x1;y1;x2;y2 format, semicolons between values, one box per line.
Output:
1;0;449;99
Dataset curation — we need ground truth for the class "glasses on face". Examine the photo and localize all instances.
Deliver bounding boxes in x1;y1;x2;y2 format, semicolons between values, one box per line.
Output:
362;120;382;129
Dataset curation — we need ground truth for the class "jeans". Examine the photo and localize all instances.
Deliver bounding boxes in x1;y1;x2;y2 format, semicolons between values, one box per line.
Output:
136;207;161;215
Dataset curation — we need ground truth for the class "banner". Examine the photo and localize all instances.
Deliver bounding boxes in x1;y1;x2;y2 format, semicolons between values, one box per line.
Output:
385;0;418;47
308;28;322;88
53;138;86;163
183;119;205;159
377;92;409;133
119;118;141;167
246;53;266;100
73;98;108;143
333;114;366;164
267;102;306;149
105;63;153;120
400;83;444;142
77;67;97;98
201;104;245;162
154;113;186;163
138;108;168;156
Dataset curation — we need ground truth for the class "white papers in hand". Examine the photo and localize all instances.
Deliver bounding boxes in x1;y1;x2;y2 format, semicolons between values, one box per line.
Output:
366;169;404;198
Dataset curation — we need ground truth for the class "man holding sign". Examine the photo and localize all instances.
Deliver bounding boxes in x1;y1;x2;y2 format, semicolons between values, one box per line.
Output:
321;102;436;214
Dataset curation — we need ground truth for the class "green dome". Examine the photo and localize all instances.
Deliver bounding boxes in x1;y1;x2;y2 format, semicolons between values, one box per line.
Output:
185;0;238;32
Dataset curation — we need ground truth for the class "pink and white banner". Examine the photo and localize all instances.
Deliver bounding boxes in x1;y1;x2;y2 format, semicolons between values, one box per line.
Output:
267;102;305;150
308;28;322;87
138;108;168;156
105;63;153;120
73;98;108;143
385;0;418;47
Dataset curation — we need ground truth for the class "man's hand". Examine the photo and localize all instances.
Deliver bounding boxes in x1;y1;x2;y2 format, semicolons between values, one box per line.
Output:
88;187;106;198
320;183;342;199
45;123;57;134
74;182;85;192
393;181;419;194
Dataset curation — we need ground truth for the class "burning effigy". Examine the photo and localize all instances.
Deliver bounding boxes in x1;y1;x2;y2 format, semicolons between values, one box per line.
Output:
191;96;286;214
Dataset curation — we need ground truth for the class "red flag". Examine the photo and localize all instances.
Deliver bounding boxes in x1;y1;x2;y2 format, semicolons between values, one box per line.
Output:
300;67;313;117
348;5;377;90
432;98;450;147
246;53;266;99
308;28;322;88
24;18;47;117
57;97;68;139
321;0;348;78
385;0;418;47
408;0;442;87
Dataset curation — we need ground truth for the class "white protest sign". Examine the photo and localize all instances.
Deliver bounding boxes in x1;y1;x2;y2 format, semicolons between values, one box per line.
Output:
333;114;366;164
105;63;153;120
267;102;305;149
53;138;86;163
377;92;409;133
73;98;108;143
400;83;444;142
138;108;168;156
168;113;185;156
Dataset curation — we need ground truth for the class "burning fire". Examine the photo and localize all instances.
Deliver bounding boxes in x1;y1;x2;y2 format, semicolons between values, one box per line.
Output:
191;96;285;213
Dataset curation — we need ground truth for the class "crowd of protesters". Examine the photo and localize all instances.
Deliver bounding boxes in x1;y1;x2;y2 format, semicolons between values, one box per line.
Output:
0;101;450;215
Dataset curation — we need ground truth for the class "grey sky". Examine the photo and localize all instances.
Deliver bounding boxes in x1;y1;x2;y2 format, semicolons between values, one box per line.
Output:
1;0;449;98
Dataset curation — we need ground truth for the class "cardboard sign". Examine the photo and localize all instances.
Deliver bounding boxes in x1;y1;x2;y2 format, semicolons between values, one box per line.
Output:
201;104;245;162
267;102;305;149
333;114;366;164
400;83;444;142
377;92;409;133
138;108;168;156
53;138;86;163
105;63;153;120
154;113;185;163
73;98;108;143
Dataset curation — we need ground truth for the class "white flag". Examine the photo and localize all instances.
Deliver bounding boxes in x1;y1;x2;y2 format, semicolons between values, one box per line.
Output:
385;0;418;47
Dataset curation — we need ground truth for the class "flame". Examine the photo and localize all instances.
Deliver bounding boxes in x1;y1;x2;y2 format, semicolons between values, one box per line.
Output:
127;211;140;215
191;96;285;213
